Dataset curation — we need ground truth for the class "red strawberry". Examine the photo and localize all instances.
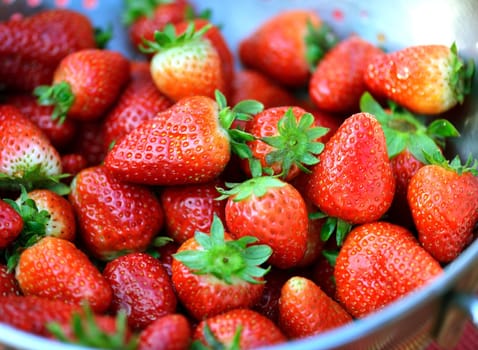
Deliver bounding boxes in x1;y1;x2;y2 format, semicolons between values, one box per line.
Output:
0;199;23;249
103;252;177;330
0;295;80;336
123;0;193;53
104;92;263;186
138;313;192;350
0;264;21;296
171;215;272;320
60;153;88;184
239;10;337;87
15;236;113;313
219;176;309;269
0;9;96;92
193;309;286;349
309;35;383;113
364;43;474;114
407;153;478;262
70;120;108;167
278;276;352;339
0;105;63;191
141;22;225;101
334;221;443;318
240;106;329;180
4;93;77;151
230;69;299;110
306;112;395;243
155;240;180;279
159;178;227;244
310;250;337;298
69;165;164;261
103;61;172;149
34;49;130;122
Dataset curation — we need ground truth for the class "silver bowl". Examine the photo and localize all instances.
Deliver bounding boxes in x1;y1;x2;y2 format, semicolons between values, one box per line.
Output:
0;1;477;349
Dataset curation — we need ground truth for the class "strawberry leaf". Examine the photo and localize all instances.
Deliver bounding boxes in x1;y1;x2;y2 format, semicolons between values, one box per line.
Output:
449;42;475;104
34;81;75;124
322;249;338;267
305;20;339;70
216;176;286;202
122;0;173;25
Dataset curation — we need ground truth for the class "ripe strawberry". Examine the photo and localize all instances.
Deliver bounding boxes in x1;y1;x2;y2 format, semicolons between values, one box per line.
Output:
0;295;80;336
335;221;443;318
278;276;352;339
69;165;164;261
0;199;23;249
240;106;328;180
0;9;96;92
218;176;309;269
103;61;172;149
0;264;21;296
310;250;337;298
104;92;263;186
155;239;179;279
60;153;88;184
171;215;272;320
70;120;108;167
306;112;396;244
230;69;299;110
15;236;113;313
309;35;383;113
140;22;225;101
103;252;177;330
0;105;64;192
364;43;474;114
123;0;193;53
4;93;77;151
239;10;338;87
34;49;130;122
193;309;286;349
407;153;478;262
159;178;227;244
138;313;192;350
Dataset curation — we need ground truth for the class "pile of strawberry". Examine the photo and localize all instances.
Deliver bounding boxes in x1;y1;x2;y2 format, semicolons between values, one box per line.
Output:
0;1;476;349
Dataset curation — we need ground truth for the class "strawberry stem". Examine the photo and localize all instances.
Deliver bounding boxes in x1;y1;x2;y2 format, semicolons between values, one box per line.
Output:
34;81;75;124
173;215;272;285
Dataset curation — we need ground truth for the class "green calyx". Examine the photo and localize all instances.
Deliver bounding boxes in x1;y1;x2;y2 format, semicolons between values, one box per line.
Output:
448;42;475;105
215;89;264;163
139;21;212;54
94;24;113;49
34;81;75;124
173;215;272;284
122;0;173;25
3;186;50;271
305;20;339;70
359;92;460;163
191;323;242;350
47;303;138;350
424;150;478;176
216;176;286;202
261;108;328;179
310;210;352;247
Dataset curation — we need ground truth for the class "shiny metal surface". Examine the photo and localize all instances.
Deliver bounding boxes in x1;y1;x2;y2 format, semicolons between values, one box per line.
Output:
0;0;477;349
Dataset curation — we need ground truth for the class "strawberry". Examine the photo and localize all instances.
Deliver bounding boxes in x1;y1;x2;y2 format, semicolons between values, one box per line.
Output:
69;165;164;261
238;10;338;87
159;178;227;244
309;35;383;113
334;221;443;318
0;295;80;336
310;250;337;298
155;240;179;279
34;49;130;122
0;105;64;192
278;276;352;339
60;153;88;184
138;313;192;350
171;215;272;320
15;236;113;313
193;309;286;349
364;43;474;114
140;22;225;101
103;252;177;330
305;112;396;244
70;120;108;167
123;0;193;53
0;263;21;296
103;61;172;149
104;92;263;186
230;69;299;110
3;93;77;151
0;198;23;249
218;176;309;269
0;9;96;92
407;152;478;262
240;106;329;180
